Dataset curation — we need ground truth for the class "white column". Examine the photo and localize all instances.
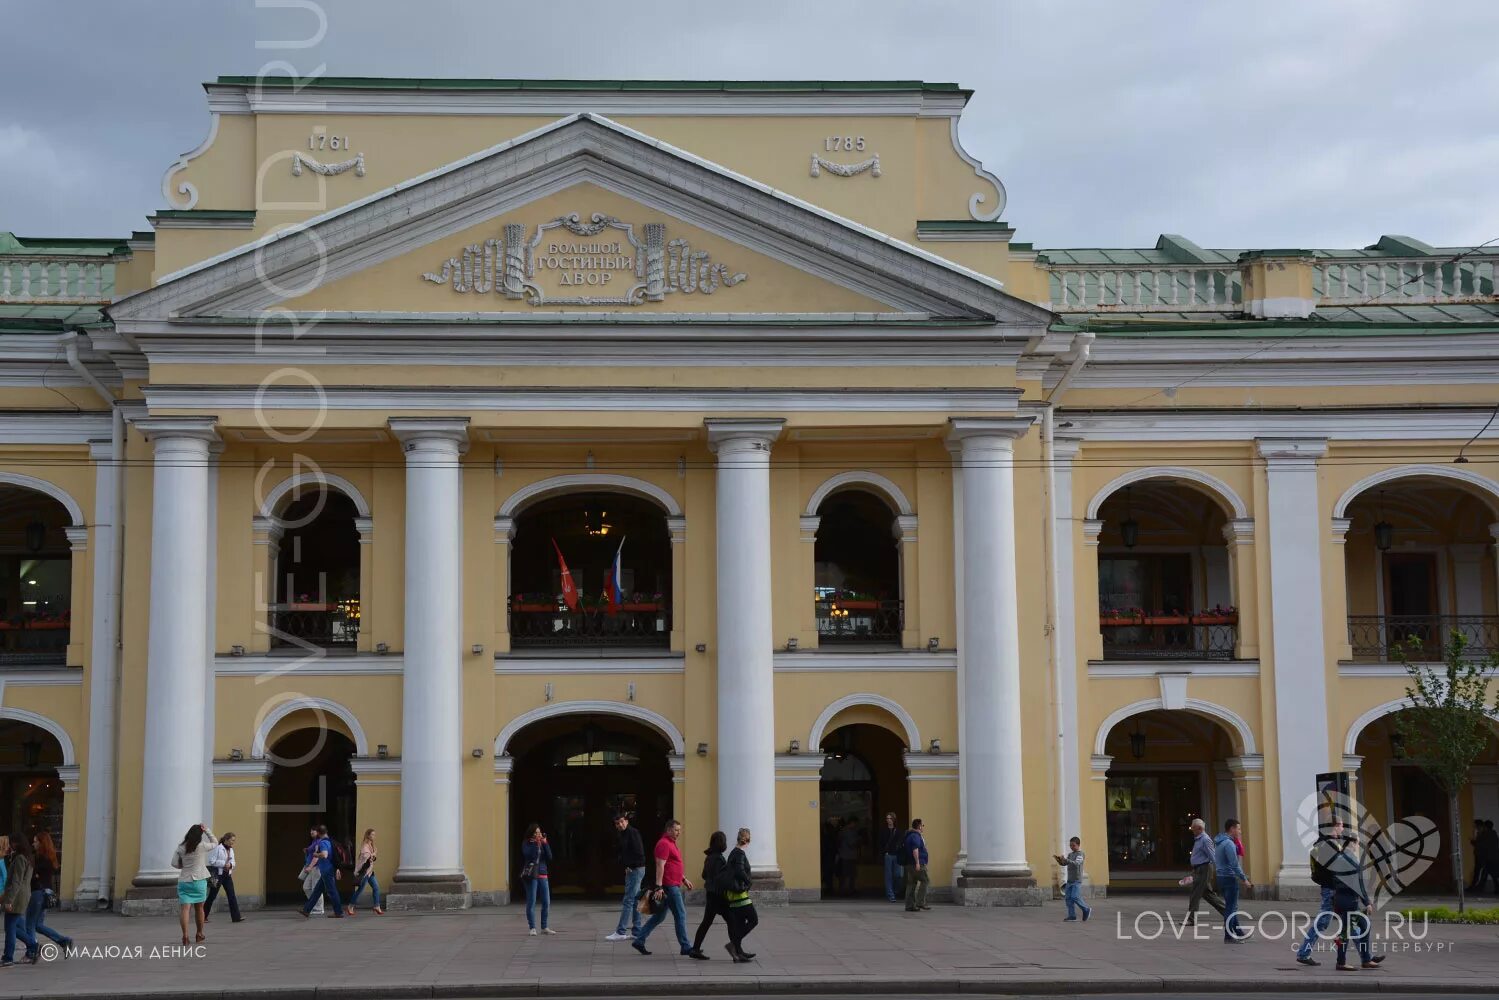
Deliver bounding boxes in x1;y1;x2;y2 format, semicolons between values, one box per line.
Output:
1257;438;1331;894
77;438;120;903
389;418;469;888
948;441;969;883
706;418;784;881
948;417;1037;887
202;442;222;825
1049;437;1084;852
132;417;217;887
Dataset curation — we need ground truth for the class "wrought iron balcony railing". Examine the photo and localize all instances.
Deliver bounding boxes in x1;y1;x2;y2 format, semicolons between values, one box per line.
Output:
1100;619;1238;661
1347;615;1499;661
0;623;69;666
269;604;360;649
509;600;671;648
815;598;903;645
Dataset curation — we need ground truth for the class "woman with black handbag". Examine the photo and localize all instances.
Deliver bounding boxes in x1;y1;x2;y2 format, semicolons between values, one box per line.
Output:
519;823;554;936
688;831;730;959
724;828;757;962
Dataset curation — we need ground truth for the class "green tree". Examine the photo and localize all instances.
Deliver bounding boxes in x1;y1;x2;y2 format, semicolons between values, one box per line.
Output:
1395;631;1499;913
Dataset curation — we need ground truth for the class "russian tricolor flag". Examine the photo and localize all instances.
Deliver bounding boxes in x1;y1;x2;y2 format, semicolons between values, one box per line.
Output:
606;536;626;610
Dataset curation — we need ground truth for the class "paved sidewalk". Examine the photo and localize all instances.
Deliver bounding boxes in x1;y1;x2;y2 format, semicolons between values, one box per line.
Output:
2;897;1497;998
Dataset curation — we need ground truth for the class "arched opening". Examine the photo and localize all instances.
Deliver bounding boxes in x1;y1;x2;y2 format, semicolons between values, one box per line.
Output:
818;722;909;897
264;727;357;904
271;488;361;650
1096;481;1237;660
1354;709;1499;893
1342;477;1499;662
1100;709;1240;890
0;486;74;666
814;490;902;645
0;719;65;856
507;714;672;897
509;492;671;648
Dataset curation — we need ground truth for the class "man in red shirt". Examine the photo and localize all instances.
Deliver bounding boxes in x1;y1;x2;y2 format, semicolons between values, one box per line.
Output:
632;819;695;956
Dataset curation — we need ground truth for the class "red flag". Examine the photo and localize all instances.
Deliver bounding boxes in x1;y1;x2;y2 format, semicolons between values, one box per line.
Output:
551;538;578;611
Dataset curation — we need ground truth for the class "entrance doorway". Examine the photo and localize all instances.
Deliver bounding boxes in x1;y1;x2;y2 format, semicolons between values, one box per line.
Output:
1391;766;1451;894
818;723;909;897
508;715;672;898
0;719;65;856
264;729;357;904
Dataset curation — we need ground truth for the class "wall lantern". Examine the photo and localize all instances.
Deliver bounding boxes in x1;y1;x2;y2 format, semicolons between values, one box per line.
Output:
21;738;41;770
785;637;798;651
229;748;244;762
1119;487;1139;549
376;744;389;759
696;742;710;757
585;508;612;537
1374;490;1394;551
928;738;942;755
1129;723;1147;761
1390;730;1407;760
788;739;800;755
23;521;44;554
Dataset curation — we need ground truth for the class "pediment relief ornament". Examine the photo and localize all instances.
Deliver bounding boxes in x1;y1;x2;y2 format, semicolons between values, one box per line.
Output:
419;212;748;306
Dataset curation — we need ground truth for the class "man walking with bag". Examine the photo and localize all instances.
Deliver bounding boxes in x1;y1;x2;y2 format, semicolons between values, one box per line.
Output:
633;819;694;956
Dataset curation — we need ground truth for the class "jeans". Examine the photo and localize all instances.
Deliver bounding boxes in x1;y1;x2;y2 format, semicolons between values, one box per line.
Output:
617;866;644;935
883;855;902;901
1297;887;1335;959
635;884;690;953
1063;880;1091;919
1219;878;1241;939
903;865;929;909
3;910;36;962
302;868;343;916
24;890;66;945
524;877;550;930
349;873;382;909
1334;907;1372;966
205;869;241;921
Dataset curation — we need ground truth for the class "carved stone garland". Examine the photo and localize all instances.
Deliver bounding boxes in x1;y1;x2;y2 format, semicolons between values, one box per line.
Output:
810;153;881;178
291;153;366;177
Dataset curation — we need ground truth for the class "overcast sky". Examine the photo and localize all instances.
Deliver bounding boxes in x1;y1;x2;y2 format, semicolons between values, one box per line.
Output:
2;0;1496;249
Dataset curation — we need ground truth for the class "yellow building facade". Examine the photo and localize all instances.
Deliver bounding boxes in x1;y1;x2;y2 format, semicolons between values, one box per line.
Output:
1;78;1497;910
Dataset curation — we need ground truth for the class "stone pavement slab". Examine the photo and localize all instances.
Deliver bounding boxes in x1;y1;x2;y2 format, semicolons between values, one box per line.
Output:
1;898;1496;998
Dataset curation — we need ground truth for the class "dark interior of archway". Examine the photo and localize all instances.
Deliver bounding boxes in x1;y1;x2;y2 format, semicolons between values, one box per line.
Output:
0;487;73;661
511;493;670;601
818;722;908;897
275;491;359;604
814;490;898;598
265;728;356;904
0;720;64;857
507;715;672;898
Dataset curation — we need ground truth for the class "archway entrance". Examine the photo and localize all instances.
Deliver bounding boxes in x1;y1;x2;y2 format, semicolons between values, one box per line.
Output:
508;715;672;898
264;728;357;904
0;486;75;666
818;723;909;897
1100;709;1241;890
0;719;65;855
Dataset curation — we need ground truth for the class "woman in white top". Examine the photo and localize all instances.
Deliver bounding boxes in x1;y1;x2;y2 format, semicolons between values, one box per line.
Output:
204;831;241;923
170;823;217;946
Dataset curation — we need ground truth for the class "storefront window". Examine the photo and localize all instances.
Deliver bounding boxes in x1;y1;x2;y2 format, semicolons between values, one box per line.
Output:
1105;771;1203;872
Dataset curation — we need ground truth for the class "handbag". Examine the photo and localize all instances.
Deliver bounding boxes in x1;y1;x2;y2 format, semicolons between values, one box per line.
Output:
300;865;321;897
519;862;537;880
636;888;662;915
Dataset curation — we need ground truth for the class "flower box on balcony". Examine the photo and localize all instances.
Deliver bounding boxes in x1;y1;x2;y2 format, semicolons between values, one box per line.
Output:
1191;613;1238;626
1141;615;1190;626
512;603;557;613
829;600;881;611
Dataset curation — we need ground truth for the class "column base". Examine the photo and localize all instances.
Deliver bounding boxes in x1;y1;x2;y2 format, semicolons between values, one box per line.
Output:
1275;866;1320;901
749;869;789;906
386;875;470;911
120;882;182;916
954;868;1045;907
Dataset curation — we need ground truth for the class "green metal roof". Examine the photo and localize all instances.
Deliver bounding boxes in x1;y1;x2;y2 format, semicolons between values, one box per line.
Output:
1059;301;1499;335
1039;234;1494;264
151;210;256;221
212;76;970;97
0;233;129;257
0;304;108;332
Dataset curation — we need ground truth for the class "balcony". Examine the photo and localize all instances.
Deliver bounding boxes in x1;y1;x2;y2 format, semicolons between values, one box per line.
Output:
509;598;671;649
1100;613;1238;661
0;621;69;666
1348;615;1499;662
268;602;360;650
815;597;903;645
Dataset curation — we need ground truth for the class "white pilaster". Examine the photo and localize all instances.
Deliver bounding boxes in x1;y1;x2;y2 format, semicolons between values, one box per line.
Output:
132;417;218;886
706;418;784;879
77;437;120;903
389;418;469;885
1050;437;1084;846
948;416;1037;882
202;441;222;825
1257;437;1330;893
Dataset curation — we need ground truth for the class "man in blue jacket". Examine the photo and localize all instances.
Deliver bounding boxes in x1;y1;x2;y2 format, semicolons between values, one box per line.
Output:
1213;819;1251;942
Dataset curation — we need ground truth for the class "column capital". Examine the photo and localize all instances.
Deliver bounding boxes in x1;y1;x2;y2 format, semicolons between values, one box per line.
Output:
132;416;220;446
1051;435;1085;462
666;515;687;545
946;415;1037;445
354;516;374;543
1226;753;1265;780
64;526;88;552
1341;753;1364;775
56;764;81;794
87;438;118;461
799;515;820;543
704;418;784;453
1222;518;1255;545
894;514;918;543
1082;519;1105;546
493;516;516;543
251;515;284;545
1089;754;1113;780
1255;437;1327;464
388;417;470;452
1330;517;1353;544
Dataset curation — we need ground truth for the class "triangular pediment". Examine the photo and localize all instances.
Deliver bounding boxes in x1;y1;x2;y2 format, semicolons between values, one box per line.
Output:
111;114;1053;327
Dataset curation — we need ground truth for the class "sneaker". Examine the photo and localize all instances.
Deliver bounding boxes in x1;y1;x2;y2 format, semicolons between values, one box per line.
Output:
606;932;629;941
1296;956;1319;966
632;940;651;956
542;928;556;935
528;928;538;936
1082;908;1091;922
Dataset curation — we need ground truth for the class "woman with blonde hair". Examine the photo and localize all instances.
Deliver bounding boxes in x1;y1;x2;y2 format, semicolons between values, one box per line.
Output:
26;832;72;950
347;828;385;915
